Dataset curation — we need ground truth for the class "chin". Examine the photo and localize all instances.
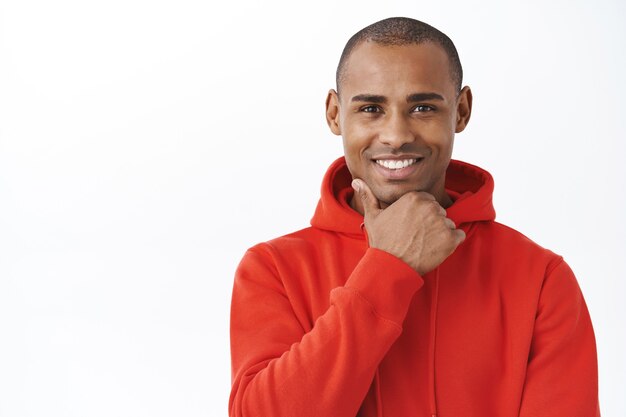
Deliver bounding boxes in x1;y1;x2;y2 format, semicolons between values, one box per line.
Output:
374;187;412;206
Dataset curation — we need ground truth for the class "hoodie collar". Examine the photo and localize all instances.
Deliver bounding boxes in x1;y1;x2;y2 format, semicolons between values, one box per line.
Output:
310;157;496;235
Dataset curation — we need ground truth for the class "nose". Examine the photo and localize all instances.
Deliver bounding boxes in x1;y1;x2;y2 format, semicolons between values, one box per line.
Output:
378;112;415;148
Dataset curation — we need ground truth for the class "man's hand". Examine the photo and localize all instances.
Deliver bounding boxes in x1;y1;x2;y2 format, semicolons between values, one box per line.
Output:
352;179;466;276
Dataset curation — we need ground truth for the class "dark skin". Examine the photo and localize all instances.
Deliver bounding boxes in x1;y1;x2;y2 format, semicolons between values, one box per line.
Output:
325;41;473;275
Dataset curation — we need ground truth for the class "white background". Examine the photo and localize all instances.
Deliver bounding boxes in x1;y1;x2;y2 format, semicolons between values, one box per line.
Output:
1;0;624;416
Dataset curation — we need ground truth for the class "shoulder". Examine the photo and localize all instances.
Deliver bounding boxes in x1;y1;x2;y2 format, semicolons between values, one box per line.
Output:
470;220;565;273
455;221;579;308
254;227;328;259
241;226;335;266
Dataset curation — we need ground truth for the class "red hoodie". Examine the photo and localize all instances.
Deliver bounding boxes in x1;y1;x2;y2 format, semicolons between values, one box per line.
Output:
229;157;599;417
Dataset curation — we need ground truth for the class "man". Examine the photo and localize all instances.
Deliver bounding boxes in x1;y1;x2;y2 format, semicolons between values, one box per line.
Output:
229;17;599;417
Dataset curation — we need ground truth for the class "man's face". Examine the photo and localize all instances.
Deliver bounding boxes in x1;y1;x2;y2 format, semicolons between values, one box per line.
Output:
326;41;472;211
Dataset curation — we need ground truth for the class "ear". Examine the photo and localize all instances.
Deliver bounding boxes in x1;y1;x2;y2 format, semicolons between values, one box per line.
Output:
325;89;342;136
455;86;473;133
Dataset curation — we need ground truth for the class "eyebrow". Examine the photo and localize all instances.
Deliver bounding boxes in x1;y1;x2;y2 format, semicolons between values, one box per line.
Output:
407;93;444;102
350;92;445;103
351;94;386;103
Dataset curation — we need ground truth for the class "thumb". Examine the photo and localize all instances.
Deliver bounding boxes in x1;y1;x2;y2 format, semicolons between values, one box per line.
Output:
351;179;381;218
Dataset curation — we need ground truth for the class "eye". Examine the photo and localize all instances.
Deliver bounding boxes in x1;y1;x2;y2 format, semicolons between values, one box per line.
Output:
360;105;381;113
412;105;435;113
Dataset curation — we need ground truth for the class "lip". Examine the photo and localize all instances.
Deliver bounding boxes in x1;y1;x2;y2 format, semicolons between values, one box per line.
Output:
371;153;424;160
371;157;424;180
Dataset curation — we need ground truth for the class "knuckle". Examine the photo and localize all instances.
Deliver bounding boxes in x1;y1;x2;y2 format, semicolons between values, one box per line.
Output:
432;201;444;212
416;191;436;201
403;191;420;202
425;201;443;216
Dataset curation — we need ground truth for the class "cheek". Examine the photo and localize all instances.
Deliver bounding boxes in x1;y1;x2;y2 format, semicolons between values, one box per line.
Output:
342;123;372;154
341;136;359;158
341;136;361;169
423;124;454;150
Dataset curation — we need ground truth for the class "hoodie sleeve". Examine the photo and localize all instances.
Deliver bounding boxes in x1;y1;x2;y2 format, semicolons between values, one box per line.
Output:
519;258;600;416
229;245;423;417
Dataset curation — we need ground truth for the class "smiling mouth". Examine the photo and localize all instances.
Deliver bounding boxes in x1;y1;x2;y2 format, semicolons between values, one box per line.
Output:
374;158;422;170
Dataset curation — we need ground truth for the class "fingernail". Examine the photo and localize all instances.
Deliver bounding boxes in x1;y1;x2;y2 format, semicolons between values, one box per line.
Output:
351;179;361;192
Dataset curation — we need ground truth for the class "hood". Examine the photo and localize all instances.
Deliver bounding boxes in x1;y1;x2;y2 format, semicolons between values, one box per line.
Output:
310;156;496;235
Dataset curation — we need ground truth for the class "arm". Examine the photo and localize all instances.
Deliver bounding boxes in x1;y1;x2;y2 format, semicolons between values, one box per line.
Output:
229;245;423;417
230;180;463;417
519;259;600;416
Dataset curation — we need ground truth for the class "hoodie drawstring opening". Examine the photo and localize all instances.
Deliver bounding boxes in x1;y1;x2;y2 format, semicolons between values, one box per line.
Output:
428;268;440;417
375;368;383;417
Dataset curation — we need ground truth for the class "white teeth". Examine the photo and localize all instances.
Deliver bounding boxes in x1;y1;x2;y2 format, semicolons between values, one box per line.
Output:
375;159;418;170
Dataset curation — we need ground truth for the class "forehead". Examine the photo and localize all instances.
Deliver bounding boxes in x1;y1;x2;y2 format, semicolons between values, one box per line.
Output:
341;41;456;100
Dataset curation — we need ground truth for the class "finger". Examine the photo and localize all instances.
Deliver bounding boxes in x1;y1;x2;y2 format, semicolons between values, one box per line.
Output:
351;179;381;218
444;218;456;229
416;191;436;201
453;228;466;244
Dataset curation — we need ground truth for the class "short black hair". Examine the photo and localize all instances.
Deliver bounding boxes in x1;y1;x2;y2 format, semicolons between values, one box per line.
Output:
336;17;463;94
